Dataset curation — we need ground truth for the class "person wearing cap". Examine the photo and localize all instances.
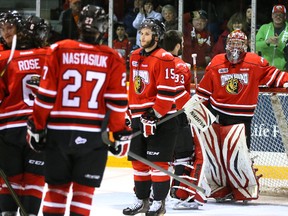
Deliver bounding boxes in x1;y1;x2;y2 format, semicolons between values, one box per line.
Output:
182;9;214;73
60;0;82;40
256;4;288;70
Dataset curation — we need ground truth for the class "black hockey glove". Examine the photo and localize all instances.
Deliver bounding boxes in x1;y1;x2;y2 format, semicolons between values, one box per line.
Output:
26;118;46;153
140;108;159;137
108;130;132;158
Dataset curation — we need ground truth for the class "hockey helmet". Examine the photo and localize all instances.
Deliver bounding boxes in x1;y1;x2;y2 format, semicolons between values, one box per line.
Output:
78;4;108;34
26;15;50;48
139;18;166;39
226;29;247;64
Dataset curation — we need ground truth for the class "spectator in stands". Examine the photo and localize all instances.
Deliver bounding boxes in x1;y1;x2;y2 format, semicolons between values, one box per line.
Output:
161;4;178;31
182;9;214;70
245;5;252;34
132;0;162;47
256;4;288;70
113;22;132;69
60;0;82;40
212;12;247;57
123;0;144;37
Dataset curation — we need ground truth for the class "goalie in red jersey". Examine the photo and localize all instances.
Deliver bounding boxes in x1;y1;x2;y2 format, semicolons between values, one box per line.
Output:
26;5;131;216
196;30;288;202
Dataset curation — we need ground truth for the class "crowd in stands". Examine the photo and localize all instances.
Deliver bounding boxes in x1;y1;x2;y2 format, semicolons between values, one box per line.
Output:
2;0;288;73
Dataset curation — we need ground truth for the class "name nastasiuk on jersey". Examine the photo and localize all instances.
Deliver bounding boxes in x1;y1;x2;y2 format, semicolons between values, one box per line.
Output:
62;52;108;68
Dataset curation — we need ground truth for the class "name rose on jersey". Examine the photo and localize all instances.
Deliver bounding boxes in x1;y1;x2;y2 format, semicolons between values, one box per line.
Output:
18;58;41;71
62;52;108;68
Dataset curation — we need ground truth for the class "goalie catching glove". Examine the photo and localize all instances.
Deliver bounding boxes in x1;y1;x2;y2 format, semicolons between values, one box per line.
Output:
26;118;46;152
140;108;159;137
107;130;132;158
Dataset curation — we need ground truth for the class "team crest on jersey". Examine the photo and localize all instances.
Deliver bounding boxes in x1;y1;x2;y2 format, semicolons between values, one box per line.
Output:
134;75;145;94
221;73;248;94
133;69;149;94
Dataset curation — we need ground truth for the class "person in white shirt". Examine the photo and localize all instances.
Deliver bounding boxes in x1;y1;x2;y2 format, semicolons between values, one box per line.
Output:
132;0;162;47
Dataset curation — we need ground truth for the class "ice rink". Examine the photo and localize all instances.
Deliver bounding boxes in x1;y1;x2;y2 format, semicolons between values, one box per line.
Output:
59;167;288;216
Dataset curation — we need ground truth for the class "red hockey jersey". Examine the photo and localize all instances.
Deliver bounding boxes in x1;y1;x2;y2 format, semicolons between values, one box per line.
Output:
0;48;47;131
32;39;128;134
174;57;192;110
196;52;288;117
129;48;177;118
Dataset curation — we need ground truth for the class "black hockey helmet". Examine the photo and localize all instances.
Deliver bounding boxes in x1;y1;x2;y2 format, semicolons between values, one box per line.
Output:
25;15;50;48
78;4;108;34
0;10;32;49
139;18;166;39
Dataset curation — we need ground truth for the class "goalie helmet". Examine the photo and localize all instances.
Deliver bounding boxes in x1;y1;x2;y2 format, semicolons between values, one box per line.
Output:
225;30;248;64
26;15;50;48
139;18;166;39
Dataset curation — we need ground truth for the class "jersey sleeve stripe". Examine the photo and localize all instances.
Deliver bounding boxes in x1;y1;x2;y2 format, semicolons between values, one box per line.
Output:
106;103;128;112
37;93;56;104
38;87;57;96
104;93;128;98
35;99;54;109
50;111;105;118
156;95;175;101
157;85;177;91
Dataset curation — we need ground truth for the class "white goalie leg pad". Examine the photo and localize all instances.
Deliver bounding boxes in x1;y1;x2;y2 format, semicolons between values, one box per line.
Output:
221;123;259;200
200;123;229;198
183;95;216;131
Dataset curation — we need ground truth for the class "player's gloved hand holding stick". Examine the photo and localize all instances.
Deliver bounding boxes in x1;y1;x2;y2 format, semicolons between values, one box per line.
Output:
26;118;46;152
140;108;159;137
106;130;132;158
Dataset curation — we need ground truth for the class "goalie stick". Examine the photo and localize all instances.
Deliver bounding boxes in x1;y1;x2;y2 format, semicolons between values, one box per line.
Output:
0;168;28;216
0;34;17;77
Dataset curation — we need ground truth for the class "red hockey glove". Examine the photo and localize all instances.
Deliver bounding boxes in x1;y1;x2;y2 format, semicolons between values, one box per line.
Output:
108;130;132;158
140;108;159;138
26;75;40;97
26;118;46;153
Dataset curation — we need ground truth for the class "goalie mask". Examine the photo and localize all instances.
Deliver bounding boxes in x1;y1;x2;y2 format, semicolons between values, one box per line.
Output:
78;4;108;44
225;30;248;64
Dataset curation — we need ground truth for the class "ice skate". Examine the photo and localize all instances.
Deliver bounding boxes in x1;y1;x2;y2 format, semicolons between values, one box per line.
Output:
146;200;166;216
123;198;149;215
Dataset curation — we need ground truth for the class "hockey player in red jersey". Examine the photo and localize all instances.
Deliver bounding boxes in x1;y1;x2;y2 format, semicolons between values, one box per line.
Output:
26;5;131;216
162;30;209;209
196;30;288;202
123;18;177;215
0;13;48;215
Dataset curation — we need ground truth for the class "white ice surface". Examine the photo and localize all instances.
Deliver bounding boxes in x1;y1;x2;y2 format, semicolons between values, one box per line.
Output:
38;167;288;216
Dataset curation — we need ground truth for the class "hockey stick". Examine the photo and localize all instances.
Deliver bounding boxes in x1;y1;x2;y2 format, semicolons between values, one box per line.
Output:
0;34;17;77
102;98;216;192
128;151;205;193
191;53;198;88
0;168;28;216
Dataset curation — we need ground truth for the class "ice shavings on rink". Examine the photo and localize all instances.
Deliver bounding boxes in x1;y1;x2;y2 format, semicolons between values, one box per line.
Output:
36;167;288;216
